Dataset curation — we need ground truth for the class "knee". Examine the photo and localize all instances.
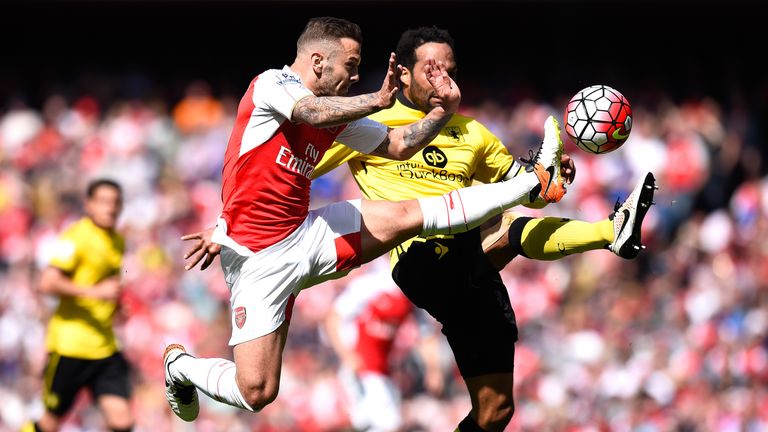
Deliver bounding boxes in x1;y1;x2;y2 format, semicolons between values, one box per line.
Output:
480;393;515;431
106;420;134;432
106;418;134;432
36;411;62;432
495;396;515;428
238;377;279;411
390;201;422;228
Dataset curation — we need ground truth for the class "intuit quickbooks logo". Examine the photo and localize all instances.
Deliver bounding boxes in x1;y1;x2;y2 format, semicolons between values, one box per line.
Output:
422;146;447;168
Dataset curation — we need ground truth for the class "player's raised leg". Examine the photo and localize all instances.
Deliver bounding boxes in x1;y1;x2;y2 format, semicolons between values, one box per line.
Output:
480;172;658;270
358;116;565;262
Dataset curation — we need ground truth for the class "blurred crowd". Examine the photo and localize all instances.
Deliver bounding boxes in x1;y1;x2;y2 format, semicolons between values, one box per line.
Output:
1;77;767;432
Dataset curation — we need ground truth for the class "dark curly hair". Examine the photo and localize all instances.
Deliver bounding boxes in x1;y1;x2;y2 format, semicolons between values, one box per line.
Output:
395;26;456;75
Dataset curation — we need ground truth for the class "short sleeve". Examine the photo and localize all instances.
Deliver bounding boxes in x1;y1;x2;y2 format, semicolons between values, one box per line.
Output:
48;235;79;273
473;124;515;184
335;117;388;154
254;68;314;120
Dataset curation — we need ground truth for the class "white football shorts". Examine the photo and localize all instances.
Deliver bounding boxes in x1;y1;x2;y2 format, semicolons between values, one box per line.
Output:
219;199;363;345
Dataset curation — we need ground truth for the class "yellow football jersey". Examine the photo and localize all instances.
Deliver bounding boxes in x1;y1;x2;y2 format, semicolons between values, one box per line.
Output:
45;217;125;359
314;98;515;264
315;99;514;199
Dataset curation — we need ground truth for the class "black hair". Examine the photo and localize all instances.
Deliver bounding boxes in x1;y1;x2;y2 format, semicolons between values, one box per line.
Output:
86;178;122;198
395;26;456;73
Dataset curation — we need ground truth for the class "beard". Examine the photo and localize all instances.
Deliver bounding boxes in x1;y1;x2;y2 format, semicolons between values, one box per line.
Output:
314;65;349;97
408;87;436;113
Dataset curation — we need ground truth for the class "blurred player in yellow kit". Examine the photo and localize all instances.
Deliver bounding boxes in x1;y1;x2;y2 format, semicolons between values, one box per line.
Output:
23;179;134;432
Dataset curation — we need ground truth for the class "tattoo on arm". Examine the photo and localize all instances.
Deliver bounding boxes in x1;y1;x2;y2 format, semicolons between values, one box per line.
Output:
370;136;391;157
293;94;381;127
401;115;452;149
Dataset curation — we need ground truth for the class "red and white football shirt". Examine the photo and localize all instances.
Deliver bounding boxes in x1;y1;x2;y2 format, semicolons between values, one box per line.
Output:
214;66;388;255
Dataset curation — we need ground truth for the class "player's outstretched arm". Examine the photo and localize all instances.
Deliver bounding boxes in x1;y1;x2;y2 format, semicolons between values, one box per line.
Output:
39;267;121;300
371;58;461;160
291;53;402;128
181;226;220;271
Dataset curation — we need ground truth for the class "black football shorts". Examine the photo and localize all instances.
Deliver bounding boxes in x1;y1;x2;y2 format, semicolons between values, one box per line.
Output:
42;351;132;416
392;228;518;378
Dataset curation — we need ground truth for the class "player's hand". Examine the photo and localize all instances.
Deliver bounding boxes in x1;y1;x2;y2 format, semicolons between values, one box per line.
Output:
182;226;221;271
561;153;576;184
375;52;402;109
424;58;461;113
91;277;122;300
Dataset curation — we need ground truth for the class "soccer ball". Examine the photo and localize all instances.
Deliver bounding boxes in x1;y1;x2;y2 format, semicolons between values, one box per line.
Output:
564;84;632;154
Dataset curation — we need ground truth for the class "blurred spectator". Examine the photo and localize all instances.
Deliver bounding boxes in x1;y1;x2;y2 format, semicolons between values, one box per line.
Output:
171;80;225;136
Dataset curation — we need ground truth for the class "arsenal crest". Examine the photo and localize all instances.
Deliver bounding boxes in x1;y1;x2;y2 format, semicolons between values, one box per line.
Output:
234;306;247;329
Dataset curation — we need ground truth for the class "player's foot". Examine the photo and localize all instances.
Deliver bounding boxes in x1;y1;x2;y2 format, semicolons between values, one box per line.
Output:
164;343;199;422
522;115;566;203
608;172;657;259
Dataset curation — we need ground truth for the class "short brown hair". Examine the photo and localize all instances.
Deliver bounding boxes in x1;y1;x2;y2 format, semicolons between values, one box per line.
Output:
296;17;362;53
86;178;122;198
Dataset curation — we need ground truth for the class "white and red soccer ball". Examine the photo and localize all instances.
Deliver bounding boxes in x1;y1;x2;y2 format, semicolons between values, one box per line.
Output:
564;84;632;154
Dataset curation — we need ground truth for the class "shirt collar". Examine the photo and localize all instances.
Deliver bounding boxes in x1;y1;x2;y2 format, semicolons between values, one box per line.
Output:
396;92;425;112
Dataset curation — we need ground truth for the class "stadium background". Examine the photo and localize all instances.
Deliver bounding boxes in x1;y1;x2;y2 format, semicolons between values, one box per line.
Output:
1;1;767;431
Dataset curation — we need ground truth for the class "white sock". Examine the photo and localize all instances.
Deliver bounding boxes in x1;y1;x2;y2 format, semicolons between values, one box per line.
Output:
170;355;256;412
419;171;539;235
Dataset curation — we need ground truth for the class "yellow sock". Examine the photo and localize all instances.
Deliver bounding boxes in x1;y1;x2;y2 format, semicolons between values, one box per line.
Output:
520;217;613;260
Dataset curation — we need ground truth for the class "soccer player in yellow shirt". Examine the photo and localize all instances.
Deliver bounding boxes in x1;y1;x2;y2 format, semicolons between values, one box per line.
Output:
23;179;134;432
311;27;656;432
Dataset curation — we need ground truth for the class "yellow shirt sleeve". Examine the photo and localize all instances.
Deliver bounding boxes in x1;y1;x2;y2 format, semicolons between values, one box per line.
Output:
313;142;363;179
48;229;80;273
472;124;515;184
